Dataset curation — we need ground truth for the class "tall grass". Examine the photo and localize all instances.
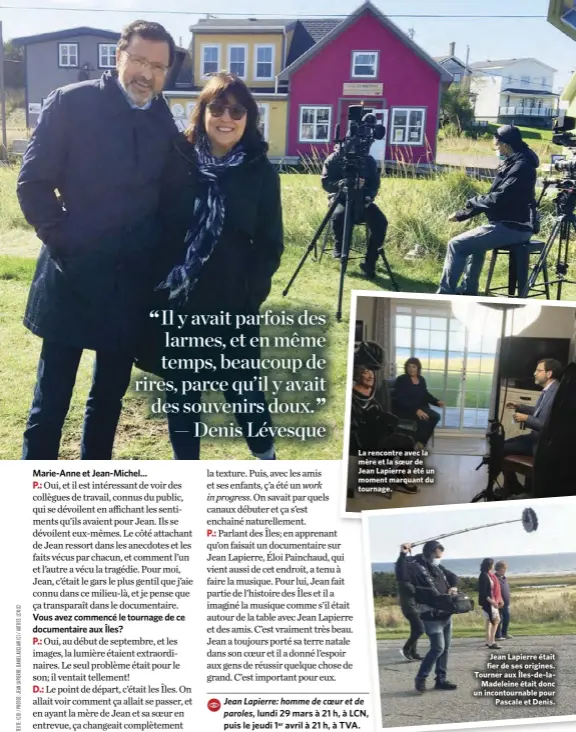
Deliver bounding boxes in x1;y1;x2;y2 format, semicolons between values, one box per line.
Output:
0;163;572;459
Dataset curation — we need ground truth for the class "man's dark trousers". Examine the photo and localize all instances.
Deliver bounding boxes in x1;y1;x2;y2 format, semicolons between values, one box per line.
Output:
22;340;134;459
403;609;424;658
503;433;534;457
332;202;388;270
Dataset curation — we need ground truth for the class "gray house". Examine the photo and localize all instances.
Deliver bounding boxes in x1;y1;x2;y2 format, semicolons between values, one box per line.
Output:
12;26;190;128
12;28;121;127
433;42;472;89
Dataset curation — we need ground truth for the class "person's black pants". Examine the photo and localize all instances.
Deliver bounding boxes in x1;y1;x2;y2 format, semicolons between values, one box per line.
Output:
332;202;388;270
166;379;274;460
503;433;534;457
414;408;440;446
22;339;134;459
501;433;535;492
402;609;424;657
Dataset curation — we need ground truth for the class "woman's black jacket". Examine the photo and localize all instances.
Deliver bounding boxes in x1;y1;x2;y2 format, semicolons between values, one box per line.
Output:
156;133;284;314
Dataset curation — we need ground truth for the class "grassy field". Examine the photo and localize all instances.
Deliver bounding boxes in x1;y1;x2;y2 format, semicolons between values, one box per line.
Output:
0;166;572;459
375;580;576;639
438;124;562;160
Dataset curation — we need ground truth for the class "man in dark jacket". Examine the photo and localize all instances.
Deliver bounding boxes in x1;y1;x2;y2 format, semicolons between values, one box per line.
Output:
438;125;539;295
502;358;561;494
18;20;177;459
321;148;387;278
411;540;459;693
396;543;424;661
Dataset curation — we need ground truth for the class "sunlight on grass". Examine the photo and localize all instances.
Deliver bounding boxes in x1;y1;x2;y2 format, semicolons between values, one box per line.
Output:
374;584;576;638
1;165;575;459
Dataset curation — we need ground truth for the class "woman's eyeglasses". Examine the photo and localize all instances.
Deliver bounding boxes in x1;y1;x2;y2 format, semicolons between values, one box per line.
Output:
207;101;247;120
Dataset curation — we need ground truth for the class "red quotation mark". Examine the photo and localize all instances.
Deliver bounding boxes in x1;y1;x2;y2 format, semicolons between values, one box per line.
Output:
207;699;221;712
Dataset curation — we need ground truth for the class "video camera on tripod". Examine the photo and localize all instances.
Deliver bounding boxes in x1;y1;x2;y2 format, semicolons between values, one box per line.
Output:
282;104;398;322
520;114;576;299
335;104;386;161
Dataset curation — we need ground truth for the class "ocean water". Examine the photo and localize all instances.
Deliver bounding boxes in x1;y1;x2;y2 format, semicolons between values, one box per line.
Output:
372;552;576;578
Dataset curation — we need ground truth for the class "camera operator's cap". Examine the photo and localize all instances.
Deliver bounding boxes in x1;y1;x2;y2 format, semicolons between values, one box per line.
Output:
494;125;524;149
354;341;385;370
423;540;444;557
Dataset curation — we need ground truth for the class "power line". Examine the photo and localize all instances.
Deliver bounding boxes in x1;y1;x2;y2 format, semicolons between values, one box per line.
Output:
0;6;549;18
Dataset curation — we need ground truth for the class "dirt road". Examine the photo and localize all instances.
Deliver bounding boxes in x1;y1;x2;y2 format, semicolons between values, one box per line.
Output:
377;634;576;728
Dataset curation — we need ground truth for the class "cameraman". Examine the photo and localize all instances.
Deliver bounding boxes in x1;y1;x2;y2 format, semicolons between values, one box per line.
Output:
410;540;459;693
321;146;387;279
438;125;539;295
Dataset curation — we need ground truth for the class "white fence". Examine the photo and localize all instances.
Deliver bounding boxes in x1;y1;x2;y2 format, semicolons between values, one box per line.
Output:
499;106;557;117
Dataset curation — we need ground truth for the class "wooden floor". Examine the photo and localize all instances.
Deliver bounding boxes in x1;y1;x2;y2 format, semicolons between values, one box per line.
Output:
429;435;487;456
346;451;489;512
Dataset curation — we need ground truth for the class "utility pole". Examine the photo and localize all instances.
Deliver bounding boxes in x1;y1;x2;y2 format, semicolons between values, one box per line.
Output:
0;21;8;160
464;44;471;90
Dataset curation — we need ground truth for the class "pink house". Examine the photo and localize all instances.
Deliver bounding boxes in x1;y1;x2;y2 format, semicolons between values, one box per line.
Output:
278;1;453;166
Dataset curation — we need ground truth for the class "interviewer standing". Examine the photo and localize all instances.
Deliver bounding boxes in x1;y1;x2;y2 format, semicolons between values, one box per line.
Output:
146;72;284;460
438;125;538;296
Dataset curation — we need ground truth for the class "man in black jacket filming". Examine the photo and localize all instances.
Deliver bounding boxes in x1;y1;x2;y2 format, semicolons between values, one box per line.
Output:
438;125;539;295
408;540;459;693
321;148;387;279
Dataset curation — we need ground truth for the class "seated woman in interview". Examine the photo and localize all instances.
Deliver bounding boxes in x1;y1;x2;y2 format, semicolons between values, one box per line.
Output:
147;72;284;460
393;357;444;448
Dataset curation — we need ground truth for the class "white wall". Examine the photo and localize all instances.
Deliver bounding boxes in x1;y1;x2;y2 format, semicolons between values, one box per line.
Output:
500;59;555;94
355;296;376;341
516;305;575;339
471;59;556;118
470;73;502;118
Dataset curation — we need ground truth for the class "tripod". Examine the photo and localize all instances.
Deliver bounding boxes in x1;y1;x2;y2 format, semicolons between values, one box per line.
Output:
470;304;525;502
520;180;576;299
282;160;399;322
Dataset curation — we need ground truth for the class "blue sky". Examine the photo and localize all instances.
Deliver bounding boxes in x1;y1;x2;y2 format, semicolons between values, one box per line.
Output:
367;501;576;561
2;0;576;92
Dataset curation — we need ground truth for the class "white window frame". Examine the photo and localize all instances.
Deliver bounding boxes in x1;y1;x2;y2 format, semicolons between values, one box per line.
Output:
453;72;461;83
521;75;530;85
58;43;78;68
390;107;426;146
257;103;269;140
298;105;332;144
227;44;248;79
351;50;379;79
98;43;117;69
201;44;221;78
254;44;275;81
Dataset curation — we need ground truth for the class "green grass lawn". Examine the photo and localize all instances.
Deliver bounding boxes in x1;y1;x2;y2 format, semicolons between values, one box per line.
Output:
438;124;562;160
1;167;574;459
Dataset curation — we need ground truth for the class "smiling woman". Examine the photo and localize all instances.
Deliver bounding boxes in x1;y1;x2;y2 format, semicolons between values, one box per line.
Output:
136;72;285;461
